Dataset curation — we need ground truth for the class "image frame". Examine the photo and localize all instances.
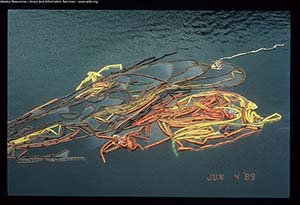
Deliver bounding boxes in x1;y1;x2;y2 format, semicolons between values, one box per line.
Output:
0;1;298;205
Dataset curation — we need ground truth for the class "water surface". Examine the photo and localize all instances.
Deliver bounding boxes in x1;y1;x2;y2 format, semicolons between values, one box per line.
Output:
7;10;290;197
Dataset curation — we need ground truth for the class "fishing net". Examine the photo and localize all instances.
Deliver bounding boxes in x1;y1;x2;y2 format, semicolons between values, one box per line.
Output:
7;44;284;163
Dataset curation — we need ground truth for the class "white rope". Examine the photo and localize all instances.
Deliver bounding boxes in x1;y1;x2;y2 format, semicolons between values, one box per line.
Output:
210;43;285;70
218;44;285;61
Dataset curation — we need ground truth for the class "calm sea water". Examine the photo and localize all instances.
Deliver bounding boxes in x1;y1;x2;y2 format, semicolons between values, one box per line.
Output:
7;10;290;197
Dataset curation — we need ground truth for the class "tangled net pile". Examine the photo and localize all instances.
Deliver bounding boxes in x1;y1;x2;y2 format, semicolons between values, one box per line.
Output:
7;44;283;163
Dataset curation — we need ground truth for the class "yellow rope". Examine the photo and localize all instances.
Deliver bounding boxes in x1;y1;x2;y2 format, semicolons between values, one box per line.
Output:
8;124;61;145
75;64;122;91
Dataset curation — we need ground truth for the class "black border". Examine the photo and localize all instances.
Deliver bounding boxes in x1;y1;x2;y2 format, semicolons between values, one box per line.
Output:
1;0;298;205
0;0;296;10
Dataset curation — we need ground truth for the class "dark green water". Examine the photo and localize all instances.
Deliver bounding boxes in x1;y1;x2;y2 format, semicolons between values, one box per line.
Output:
7;10;290;197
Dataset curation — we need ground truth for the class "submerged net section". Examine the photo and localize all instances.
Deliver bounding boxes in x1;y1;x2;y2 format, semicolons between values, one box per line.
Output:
7;44;283;163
